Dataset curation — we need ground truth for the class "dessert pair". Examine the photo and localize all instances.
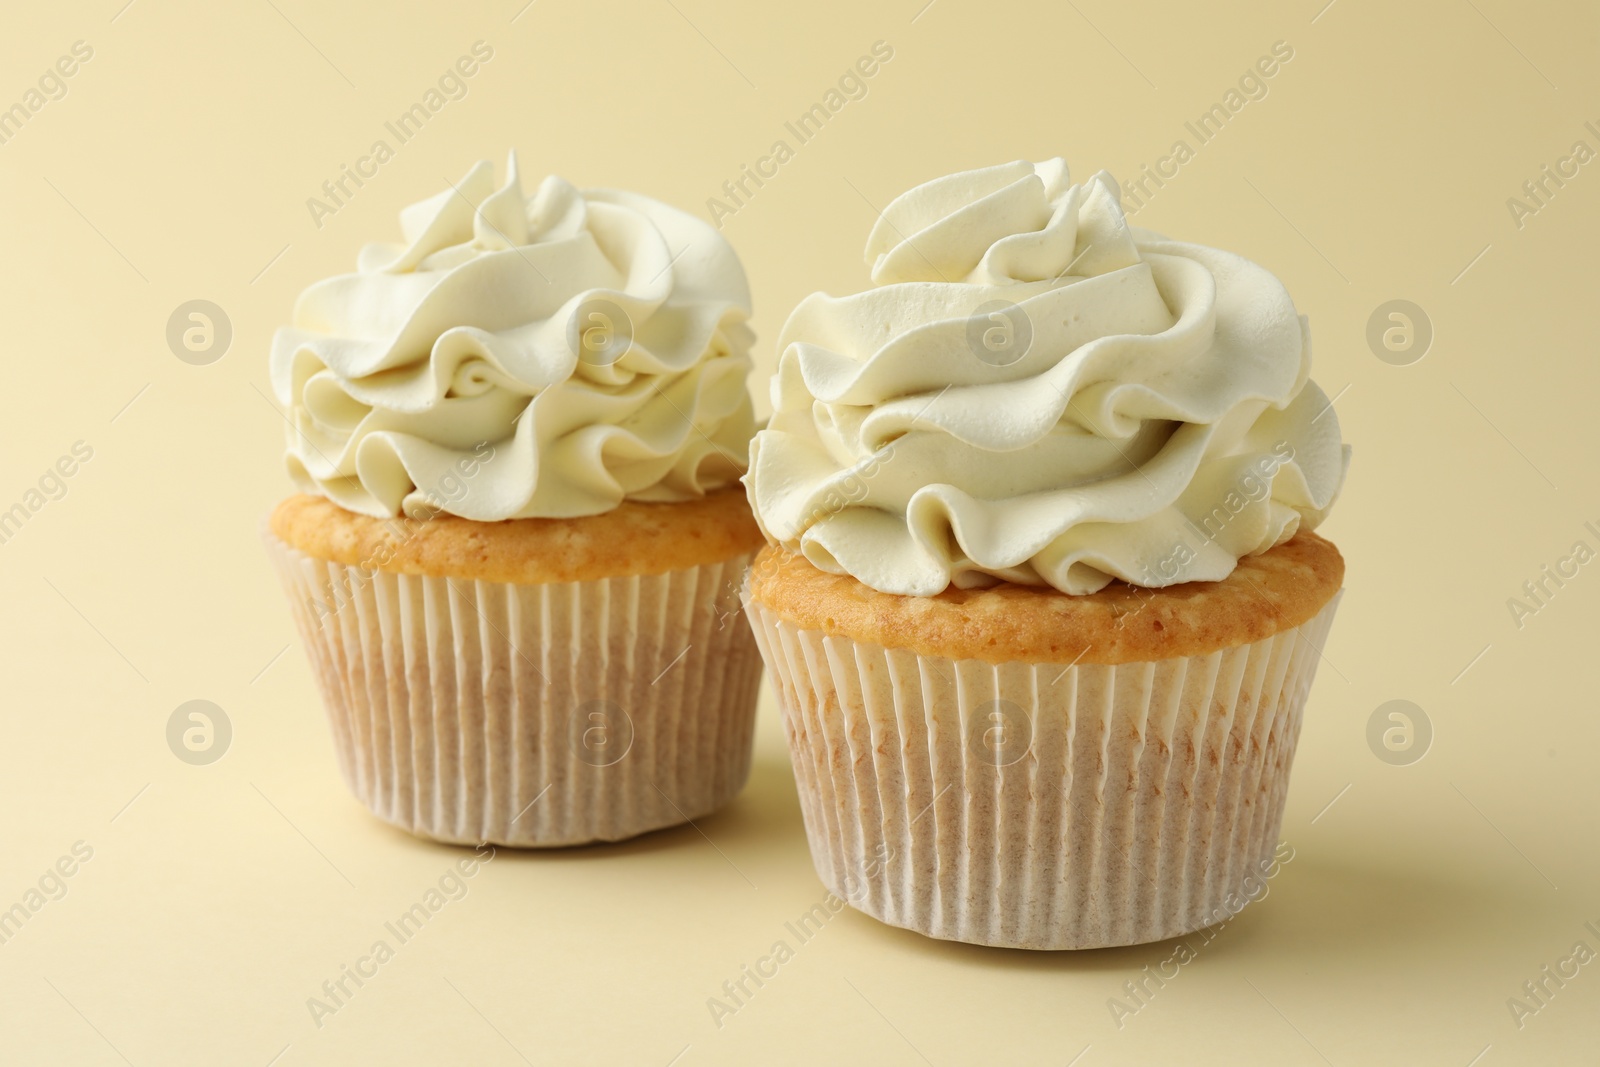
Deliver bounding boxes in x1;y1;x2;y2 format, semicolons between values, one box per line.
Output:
265;153;1348;949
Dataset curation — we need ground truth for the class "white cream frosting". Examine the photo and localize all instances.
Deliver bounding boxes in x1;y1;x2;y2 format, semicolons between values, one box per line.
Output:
271;153;757;520
746;158;1349;596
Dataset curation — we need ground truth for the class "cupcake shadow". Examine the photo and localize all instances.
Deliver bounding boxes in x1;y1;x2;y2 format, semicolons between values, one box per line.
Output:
824;845;1512;974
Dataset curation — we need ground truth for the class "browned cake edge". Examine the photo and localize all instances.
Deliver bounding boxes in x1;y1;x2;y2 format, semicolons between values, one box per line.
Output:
746;531;1344;665
269;487;766;583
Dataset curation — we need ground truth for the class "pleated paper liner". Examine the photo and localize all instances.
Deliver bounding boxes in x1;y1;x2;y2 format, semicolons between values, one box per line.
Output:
264;528;764;847
745;592;1340;950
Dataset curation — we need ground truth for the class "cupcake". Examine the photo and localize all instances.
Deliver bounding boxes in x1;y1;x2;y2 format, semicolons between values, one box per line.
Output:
743;158;1349;949
265;154;766;846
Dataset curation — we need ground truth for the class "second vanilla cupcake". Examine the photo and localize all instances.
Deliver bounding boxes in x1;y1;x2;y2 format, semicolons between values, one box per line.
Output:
744;158;1350;948
265;154;765;846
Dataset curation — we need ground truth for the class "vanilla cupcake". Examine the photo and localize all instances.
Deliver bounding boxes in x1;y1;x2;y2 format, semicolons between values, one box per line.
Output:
743;159;1349;948
265;154;765;846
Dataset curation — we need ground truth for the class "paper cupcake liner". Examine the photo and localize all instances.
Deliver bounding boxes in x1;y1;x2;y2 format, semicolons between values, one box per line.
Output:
265;528;764;846
744;592;1340;950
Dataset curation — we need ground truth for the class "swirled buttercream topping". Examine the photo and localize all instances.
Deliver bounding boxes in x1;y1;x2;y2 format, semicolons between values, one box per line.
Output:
746;158;1349;595
271;153;757;519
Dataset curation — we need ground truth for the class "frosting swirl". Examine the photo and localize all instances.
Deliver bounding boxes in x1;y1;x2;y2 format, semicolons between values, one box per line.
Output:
746;158;1349;596
271;153;756;520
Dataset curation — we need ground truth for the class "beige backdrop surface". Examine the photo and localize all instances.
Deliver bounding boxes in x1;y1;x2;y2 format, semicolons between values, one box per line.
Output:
0;0;1596;1063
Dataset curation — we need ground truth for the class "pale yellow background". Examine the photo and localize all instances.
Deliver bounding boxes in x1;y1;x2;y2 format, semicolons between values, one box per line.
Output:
0;0;1595;1063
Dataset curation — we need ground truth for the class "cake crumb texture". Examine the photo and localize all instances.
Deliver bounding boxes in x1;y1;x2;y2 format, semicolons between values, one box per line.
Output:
270;488;765;583
747;532;1344;665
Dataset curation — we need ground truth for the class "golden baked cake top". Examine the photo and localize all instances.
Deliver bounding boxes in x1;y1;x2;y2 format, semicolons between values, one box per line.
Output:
272;488;764;583
747;531;1343;665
